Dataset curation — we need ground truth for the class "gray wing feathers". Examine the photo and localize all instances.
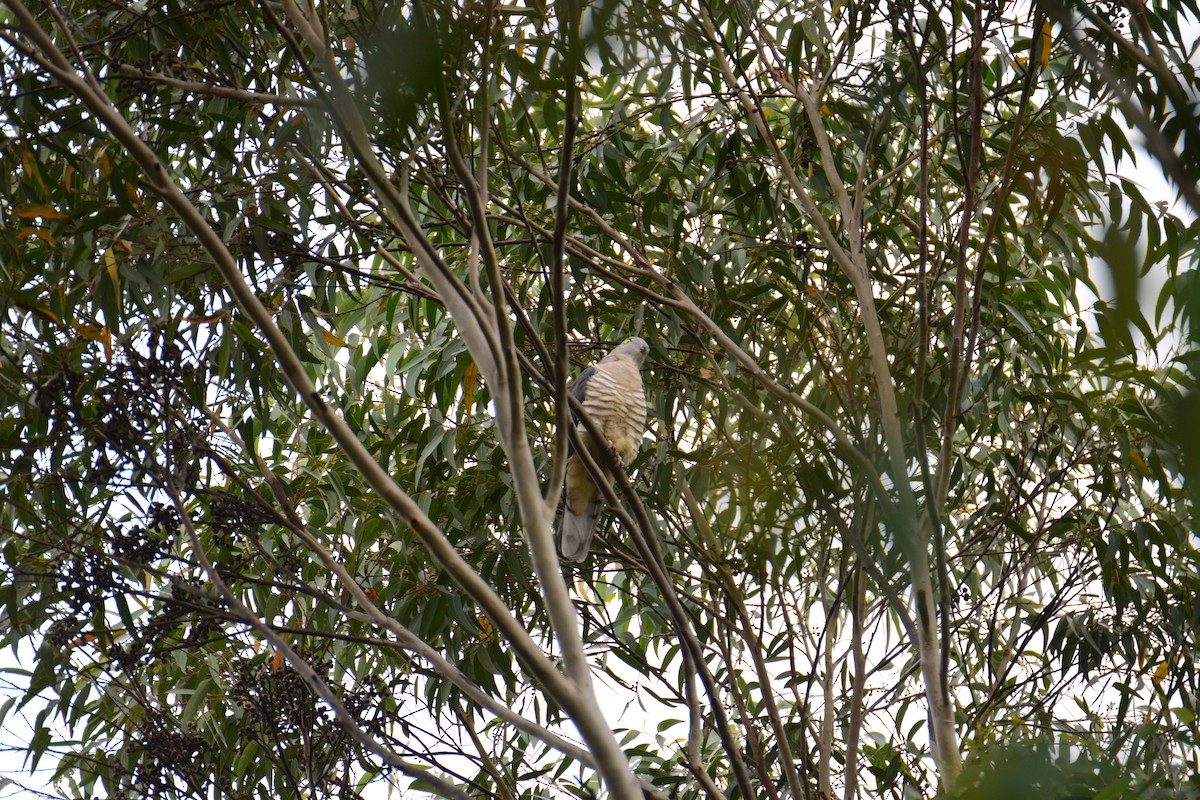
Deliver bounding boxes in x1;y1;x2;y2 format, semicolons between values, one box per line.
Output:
558;503;599;562
570;366;596;407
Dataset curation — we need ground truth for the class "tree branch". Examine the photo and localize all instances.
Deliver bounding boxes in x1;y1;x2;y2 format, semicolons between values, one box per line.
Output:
3;3;611;778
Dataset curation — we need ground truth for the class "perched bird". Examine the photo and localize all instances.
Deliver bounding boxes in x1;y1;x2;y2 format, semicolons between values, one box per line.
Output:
557;337;650;561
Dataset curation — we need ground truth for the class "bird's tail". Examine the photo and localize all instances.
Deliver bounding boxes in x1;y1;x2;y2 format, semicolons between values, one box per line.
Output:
557;502;599;562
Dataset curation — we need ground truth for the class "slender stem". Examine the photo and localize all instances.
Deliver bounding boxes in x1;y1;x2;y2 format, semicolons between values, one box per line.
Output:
683;648;729;800
455;703;519;800
202;409;667;799
843;564;868;800
546;0;581;512
817;545;836;800
701;2;962;783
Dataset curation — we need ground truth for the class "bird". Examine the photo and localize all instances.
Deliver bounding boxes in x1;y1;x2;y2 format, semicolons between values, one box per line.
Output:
557;337;650;562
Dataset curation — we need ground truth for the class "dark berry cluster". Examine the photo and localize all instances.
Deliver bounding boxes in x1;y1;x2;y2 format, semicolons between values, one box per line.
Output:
230;649;329;737
58;552;116;616
106;642;140;673
131;579;229;667
33;365;81;422
111;503;179;564
132;712;207;796
222;650;394;789
45;615;83;648
111;526;159;565
344;674;389;737
1096;0;1128;25
30;330;209;503
95;375;144;451
208;491;274;534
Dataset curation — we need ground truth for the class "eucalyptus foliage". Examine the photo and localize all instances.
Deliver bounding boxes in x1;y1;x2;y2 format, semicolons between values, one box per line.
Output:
0;1;1198;799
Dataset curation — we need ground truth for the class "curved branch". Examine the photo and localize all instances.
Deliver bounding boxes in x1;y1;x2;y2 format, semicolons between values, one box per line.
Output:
4;0;585;738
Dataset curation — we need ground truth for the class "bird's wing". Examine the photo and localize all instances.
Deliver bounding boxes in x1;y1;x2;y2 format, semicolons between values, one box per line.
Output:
569;365;596;420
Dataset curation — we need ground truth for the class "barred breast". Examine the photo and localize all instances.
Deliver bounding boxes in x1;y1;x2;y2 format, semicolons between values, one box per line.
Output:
581;361;647;465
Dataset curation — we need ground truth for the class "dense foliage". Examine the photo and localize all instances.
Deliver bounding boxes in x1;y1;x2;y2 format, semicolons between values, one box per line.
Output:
1;1;1198;799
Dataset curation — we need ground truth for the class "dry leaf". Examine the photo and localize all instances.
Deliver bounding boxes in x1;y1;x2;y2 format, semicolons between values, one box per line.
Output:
14;205;67;220
17;227;55;243
462;361;479;416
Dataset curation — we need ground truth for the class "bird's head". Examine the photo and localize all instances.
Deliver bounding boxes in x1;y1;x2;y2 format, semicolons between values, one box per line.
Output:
614;336;650;367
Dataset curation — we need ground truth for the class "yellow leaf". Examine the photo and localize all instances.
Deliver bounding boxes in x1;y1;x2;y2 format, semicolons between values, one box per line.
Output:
96;150;112;178
1152;661;1169;686
462;361;479;416
322;328;347;347
126;181;142;208
69;632;98;649
76;322;112;360
186;311;227;325
1129;450;1151;478
17;227;55;243
13;205;67;220
74;322;106;341
820;103;833;116
1040;20;1053;69
105;247;121;296
20;148;48;196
